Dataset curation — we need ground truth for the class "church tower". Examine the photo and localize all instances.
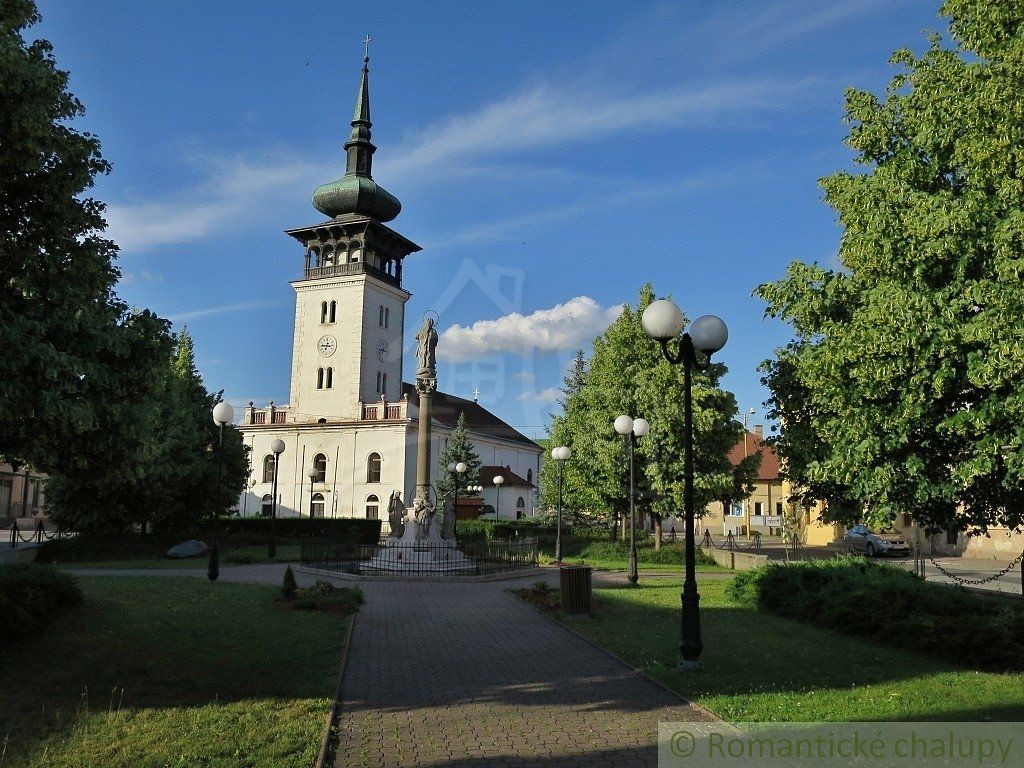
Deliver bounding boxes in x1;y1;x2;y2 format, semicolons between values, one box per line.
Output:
285;53;421;421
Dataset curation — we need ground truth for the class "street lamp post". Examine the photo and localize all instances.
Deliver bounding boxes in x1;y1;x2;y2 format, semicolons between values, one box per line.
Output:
642;300;728;670
448;461;467;538
493;474;505;520
614;415;650;586
551;446;571;563
269;438;285;559
209;401;235;582
306;467;317;518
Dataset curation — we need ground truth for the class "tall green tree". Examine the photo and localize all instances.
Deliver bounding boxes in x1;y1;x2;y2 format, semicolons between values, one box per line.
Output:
47;330;249;532
435;412;483;501
0;1;168;475
757;0;1024;533
541;285;757;527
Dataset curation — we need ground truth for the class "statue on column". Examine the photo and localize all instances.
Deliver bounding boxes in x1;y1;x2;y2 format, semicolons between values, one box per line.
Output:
415;317;437;381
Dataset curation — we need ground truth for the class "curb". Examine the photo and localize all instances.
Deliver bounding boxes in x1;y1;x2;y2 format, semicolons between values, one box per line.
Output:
506;589;724;724
315;613;357;768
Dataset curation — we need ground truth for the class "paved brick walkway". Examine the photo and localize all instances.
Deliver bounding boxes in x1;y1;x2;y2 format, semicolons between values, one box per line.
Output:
335;576;711;768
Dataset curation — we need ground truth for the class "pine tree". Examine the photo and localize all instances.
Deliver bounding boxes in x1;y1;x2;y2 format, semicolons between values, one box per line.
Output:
558;349;588;409
435;412;483;502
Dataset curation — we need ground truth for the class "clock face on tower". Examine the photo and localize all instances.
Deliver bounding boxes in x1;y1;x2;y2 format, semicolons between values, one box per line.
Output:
317;335;337;357
377;339;389;361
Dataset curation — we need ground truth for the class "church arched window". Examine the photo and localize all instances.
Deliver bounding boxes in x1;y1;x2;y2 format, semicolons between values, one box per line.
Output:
329;300;337;323
262;455;275;483
325;367;333;389
311;492;325;518
261;494;273;517
367;453;381;483
365;494;380;519
322;245;334;267
320;301;328;324
516;496;526;519
348;241;361;263
382;372;387;394
317;367;324;389
384;307;390;328
312;453;327;483
527;468;533;485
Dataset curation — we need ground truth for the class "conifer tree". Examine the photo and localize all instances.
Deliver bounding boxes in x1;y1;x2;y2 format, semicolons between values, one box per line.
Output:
435;412;483;502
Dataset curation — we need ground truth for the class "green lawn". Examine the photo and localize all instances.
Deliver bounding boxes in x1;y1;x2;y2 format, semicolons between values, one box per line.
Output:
554;579;1024;721
0;576;349;767
62;544;302;569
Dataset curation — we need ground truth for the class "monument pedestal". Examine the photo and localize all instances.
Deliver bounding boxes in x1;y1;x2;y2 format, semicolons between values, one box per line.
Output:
362;508;475;575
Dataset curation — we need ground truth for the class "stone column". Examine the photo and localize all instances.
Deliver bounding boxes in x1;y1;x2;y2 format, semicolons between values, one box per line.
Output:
415;377;436;503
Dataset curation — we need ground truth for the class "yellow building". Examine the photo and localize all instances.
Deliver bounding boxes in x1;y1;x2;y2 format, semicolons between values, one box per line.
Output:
699;427;840;545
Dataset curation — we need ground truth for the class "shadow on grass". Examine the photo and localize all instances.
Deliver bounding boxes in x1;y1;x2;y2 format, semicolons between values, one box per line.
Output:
554;580;1024;722
0;576;349;765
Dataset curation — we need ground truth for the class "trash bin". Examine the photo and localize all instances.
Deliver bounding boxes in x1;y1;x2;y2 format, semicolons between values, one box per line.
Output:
559;564;592;615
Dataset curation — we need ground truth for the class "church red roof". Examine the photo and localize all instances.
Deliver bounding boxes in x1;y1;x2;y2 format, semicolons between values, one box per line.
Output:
728;431;782;481
401;382;539;450
480;465;534;488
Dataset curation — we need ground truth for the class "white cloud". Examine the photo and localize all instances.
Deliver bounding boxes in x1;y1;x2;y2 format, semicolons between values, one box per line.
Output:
168;300;285;322
512;371;536;382
516;387;560;403
438;296;624;363
105;154;317;253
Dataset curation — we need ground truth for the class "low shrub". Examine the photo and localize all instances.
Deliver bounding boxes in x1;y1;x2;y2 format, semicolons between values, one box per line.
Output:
457;519;612;545
727;556;1024;670
556;538;718;568
211;517;381;542
37;518;381;563
0;564;83;641
289;581;363;614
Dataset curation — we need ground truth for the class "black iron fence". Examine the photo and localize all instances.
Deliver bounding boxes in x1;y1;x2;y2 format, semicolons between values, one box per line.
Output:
300;537;539;577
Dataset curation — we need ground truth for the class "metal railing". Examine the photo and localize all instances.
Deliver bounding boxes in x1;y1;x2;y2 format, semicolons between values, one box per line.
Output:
8;519;71;549
300;537;538;577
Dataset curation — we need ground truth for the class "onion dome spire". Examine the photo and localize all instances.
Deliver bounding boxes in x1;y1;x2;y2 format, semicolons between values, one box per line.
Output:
312;41;402;223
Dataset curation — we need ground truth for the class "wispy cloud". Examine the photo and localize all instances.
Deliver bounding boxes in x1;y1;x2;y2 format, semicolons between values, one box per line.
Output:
106;154;317;254
168;300;285;322
103;17;819;255
380;78;813;187
516;387;560;403
439;296;624;363
427;163;769;250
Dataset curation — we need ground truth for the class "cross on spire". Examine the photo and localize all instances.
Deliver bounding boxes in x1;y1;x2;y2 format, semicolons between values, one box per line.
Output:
363;34;372;62
472;387;480;403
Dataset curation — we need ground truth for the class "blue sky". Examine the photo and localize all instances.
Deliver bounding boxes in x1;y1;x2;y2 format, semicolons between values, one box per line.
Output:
36;0;942;438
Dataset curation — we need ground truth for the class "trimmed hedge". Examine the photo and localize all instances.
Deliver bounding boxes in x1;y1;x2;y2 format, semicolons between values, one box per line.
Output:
0;564;83;641
213;517;381;542
727;556;1024;670
37;518;382;563
456;519;612;544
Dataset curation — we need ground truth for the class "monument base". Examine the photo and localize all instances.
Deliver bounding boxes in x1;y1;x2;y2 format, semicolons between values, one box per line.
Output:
362;510;476;575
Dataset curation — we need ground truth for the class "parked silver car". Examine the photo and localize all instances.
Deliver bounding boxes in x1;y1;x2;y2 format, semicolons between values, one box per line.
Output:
843;524;911;557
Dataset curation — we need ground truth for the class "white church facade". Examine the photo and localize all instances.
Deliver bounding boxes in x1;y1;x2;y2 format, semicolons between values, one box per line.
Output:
236;54;541;524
